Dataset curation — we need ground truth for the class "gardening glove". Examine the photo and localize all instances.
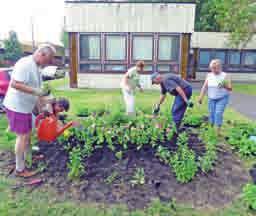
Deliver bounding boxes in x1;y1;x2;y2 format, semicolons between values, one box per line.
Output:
152;103;160;115
186;100;194;108
33;87;50;97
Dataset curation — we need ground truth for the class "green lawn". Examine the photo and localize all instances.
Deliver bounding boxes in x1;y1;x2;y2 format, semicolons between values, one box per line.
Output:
233;83;256;96
0;78;255;216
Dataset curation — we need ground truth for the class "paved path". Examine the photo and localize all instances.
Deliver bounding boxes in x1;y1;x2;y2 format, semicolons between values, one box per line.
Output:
191;82;256;120
229;92;256;120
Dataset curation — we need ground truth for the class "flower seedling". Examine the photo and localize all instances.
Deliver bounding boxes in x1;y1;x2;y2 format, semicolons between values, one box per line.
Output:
130;168;145;187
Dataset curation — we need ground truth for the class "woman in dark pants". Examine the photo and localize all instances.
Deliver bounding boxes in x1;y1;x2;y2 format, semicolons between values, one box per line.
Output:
151;72;193;130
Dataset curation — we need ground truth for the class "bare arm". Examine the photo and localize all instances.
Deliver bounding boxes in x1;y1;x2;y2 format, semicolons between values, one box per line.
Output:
159;94;166;105
198;79;208;103
11;80;36;95
224;75;232;91
176;86;189;103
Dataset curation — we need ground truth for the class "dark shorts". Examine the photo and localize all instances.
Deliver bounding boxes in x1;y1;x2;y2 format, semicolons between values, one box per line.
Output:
5;108;32;135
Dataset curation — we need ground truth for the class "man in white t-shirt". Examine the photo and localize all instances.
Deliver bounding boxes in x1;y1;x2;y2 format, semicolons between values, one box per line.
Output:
4;44;56;177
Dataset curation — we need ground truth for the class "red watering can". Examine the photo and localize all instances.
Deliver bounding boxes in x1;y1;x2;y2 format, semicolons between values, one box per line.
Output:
35;114;73;142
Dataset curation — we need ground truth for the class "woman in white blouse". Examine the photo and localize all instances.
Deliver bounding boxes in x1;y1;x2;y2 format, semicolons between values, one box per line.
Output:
198;59;232;135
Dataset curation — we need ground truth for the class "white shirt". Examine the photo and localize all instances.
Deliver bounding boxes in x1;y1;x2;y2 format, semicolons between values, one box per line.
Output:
121;67;140;92
207;72;229;99
4;55;42;113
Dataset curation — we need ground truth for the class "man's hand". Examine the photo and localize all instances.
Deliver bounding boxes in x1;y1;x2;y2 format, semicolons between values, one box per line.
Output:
186;100;194;108
152;103;161;115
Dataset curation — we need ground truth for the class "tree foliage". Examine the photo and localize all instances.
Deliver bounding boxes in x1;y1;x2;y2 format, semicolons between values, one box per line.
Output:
196;0;256;47
3;31;22;62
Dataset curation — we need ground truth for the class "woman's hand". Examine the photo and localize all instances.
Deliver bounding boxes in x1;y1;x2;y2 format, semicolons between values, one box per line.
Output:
198;97;203;105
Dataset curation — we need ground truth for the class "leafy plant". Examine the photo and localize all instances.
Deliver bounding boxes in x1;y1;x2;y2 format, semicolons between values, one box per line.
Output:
76;107;90;117
68;147;85;180
115;151;123;160
242;184;256;210
130;168;145;187
170;133;198;183
184;114;203;127
105;171;119;185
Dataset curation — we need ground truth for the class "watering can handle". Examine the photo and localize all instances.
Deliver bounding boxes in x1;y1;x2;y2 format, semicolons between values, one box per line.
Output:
55;121;74;139
35;114;46;128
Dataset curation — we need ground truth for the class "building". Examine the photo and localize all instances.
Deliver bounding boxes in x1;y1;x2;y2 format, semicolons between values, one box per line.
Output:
65;1;256;88
191;32;256;81
65;0;196;88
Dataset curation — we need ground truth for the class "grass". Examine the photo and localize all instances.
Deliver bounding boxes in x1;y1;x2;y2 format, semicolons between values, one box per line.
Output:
233;83;256;96
0;78;255;216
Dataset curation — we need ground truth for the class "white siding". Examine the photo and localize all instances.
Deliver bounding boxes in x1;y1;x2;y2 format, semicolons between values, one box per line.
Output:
192;32;256;49
65;3;195;33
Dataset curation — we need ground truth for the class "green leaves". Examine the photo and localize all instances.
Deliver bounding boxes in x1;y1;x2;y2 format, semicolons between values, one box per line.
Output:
242;184;256;210
226;122;256;158
130;168;145;187
68;147;85;180
170;133;198;183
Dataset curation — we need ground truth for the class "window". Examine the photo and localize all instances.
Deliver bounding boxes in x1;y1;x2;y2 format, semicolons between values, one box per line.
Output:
228;51;241;65
213;51;226;64
243;51;256;66
104;64;126;71
80;64;101;72
158;36;180;61
199;50;211;65
80;35;101;60
157;65;170;72
143;65;153;72
133;36;153;61
106;35;126;61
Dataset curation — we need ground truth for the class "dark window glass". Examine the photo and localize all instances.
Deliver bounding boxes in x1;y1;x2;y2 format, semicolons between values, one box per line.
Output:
80;64;101;72
199;51;211;65
158;36;180;61
104;65;126;71
213;51;226;64
133;36;153;61
243;51;256;66
80;35;101;60
106;35;126;61
228;51;241;65
157;65;170;72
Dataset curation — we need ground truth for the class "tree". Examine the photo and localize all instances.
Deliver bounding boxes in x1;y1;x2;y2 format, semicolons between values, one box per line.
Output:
214;0;256;47
3;31;22;62
195;0;256;47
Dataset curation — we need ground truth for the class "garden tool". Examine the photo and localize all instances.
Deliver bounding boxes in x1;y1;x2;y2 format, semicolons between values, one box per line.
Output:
152;103;160;116
35;113;73;142
12;178;43;191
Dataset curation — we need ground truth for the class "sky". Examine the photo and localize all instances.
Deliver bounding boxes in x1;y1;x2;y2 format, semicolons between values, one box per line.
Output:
0;0;65;45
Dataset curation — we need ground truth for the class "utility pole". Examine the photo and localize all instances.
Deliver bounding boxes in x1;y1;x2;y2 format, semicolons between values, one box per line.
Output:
30;16;35;51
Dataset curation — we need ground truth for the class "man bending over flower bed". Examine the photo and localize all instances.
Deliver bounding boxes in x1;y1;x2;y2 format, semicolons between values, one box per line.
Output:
151;72;193;130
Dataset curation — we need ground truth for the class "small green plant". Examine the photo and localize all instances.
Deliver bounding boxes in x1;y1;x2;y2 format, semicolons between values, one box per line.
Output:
115;151;123;160
76;107;90;117
170;133;198;183
68;147;85;180
242;183;256;210
130;168;145;187
105;171;119;185
184;114;203;127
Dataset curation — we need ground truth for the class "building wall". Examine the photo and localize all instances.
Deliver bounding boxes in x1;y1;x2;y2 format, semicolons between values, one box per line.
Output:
191;32;256;49
65;2;196;33
78;73;160;90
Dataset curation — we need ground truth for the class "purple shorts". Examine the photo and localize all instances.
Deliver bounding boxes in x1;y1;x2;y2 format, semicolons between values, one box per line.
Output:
5;108;32;135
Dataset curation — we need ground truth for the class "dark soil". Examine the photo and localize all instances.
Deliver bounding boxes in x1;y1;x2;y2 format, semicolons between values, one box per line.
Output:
0;128;250;210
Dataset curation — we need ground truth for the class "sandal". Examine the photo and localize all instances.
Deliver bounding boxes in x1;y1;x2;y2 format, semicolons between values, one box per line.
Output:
15;169;37;178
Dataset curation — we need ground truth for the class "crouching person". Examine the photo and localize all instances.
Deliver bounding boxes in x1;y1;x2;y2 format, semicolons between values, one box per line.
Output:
39;97;70;129
151;72;193;130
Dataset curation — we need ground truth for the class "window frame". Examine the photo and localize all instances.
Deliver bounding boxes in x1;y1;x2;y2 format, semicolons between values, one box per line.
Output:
79;33;102;63
104;33;128;63
131;33;154;64
157;34;181;63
